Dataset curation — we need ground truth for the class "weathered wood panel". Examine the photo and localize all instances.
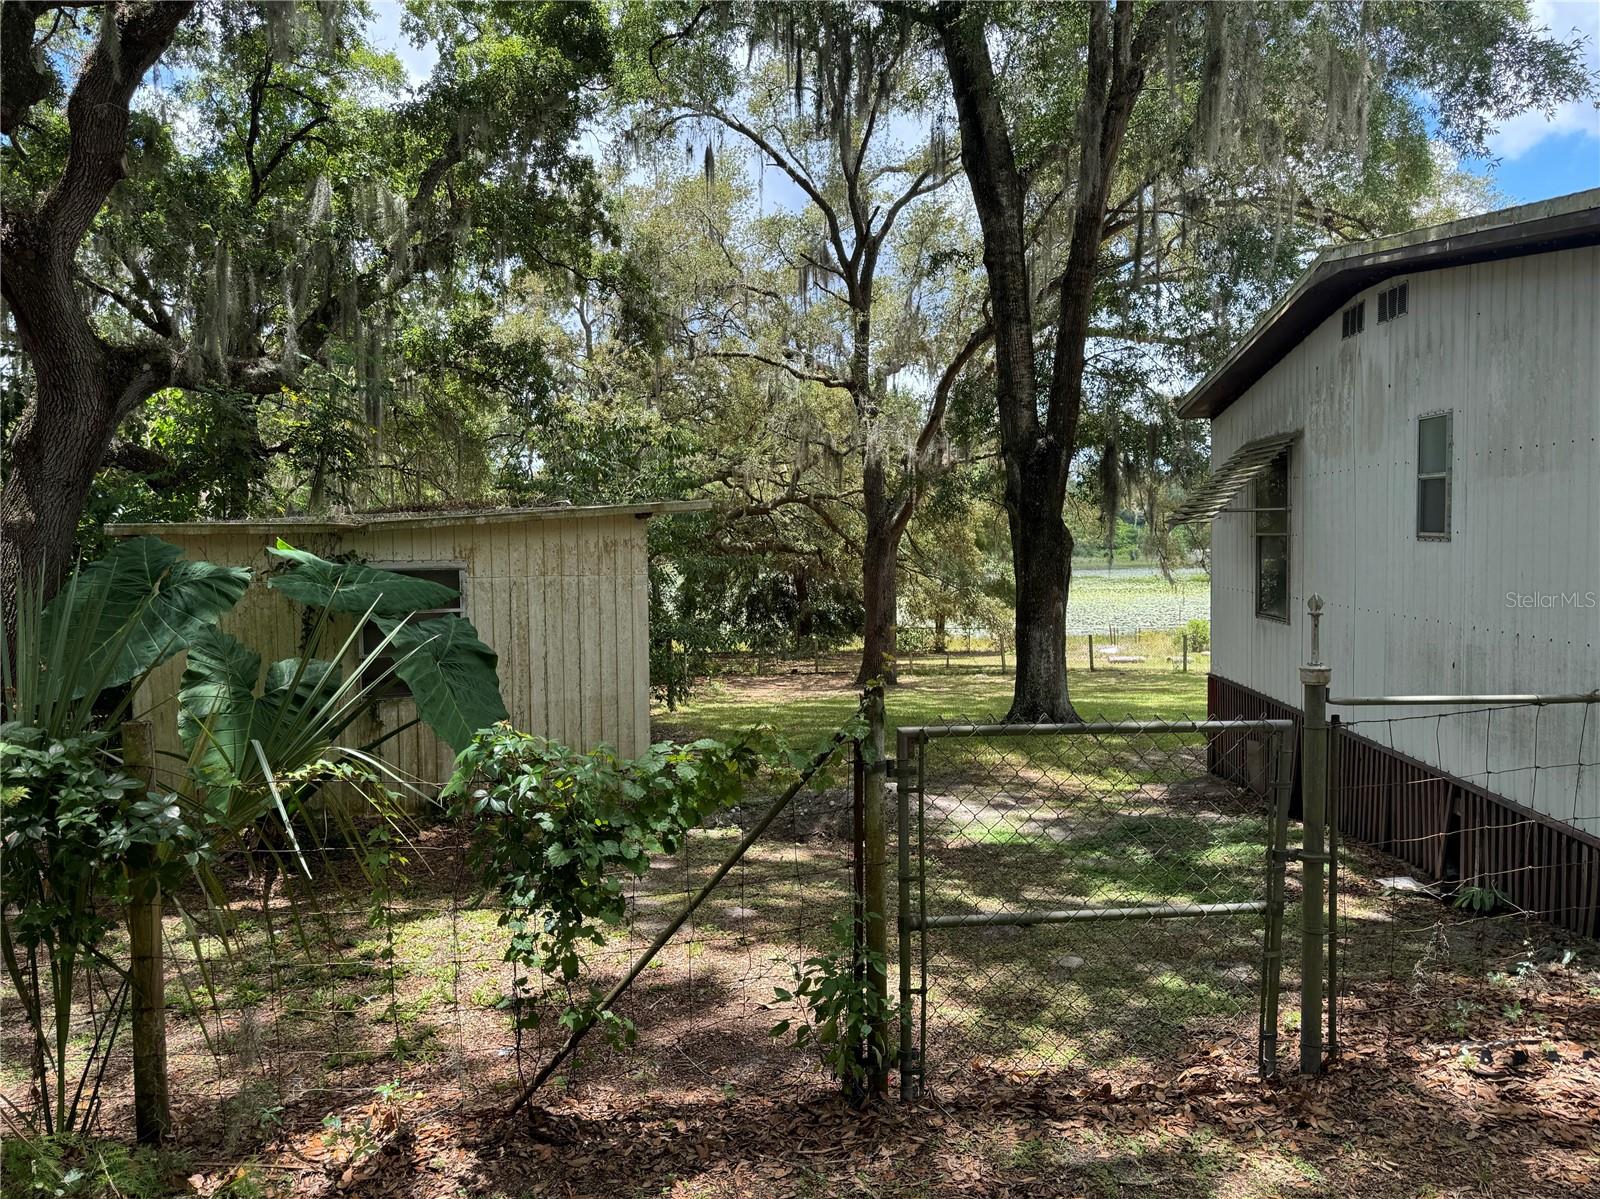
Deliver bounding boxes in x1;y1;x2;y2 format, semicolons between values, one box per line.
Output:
131;512;656;793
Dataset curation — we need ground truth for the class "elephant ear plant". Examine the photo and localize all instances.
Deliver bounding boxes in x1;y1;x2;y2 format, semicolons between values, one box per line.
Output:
2;536;509;1144
177;539;509;842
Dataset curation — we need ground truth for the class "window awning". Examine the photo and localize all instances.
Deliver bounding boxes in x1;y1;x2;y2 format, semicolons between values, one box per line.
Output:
1169;431;1300;526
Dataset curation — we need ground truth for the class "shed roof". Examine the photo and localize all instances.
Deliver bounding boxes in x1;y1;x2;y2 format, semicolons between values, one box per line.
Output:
1177;188;1600;421
105;499;712;538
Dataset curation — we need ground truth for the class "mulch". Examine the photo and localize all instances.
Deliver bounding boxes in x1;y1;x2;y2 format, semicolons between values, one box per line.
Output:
179;955;1600;1199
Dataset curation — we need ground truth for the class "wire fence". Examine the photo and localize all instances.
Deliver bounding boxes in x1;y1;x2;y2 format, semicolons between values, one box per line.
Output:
895;717;1294;1092
9;693;1598;1152
0;757;863;1147
688;628;1209;682
1326;696;1600;1061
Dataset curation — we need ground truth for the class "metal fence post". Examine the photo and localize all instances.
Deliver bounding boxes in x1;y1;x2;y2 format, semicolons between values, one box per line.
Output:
1327;713;1342;1060
1260;728;1293;1076
862;686;889;1095
1299;596;1329;1075
895;727;915;1100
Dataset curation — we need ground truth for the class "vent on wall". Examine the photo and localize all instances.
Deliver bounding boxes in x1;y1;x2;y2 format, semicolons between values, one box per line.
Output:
1340;301;1365;339
1378;281;1409;323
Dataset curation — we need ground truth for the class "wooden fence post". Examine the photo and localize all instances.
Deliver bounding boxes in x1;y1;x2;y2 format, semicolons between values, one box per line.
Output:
123;721;170;1145
1088;634;1096;672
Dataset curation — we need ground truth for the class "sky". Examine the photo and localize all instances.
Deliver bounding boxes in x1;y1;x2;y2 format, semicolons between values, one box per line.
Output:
1470;0;1600;203
364;0;1600;208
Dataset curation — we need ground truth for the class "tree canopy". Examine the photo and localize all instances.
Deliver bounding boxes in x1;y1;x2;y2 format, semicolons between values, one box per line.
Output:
2;0;1594;688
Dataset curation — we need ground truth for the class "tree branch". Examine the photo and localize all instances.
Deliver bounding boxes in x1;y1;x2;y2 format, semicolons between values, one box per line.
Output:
706;349;855;393
34;2;195;251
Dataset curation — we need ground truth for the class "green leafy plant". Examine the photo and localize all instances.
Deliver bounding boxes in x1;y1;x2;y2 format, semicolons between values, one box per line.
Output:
445;726;773;1048
1443;999;1481;1037
1174;618;1210;655
0;726;199;1137
1;539;247;1136
0;1130;191;1199
2;534;509;1142
1452;884;1511;914
771;915;898;1103
178;538;509;827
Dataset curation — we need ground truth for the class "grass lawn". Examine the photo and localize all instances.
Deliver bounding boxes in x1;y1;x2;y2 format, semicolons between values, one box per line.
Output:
655;664;1210;751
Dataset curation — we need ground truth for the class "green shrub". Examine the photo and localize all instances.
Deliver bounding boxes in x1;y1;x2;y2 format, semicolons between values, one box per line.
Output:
771;916;898;1104
1176;618;1210;655
444;727;779;1048
0;1133;190;1199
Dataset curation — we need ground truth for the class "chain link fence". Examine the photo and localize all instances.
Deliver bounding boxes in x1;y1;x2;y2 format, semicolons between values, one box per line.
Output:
894;717;1294;1093
1325;696;1600;1062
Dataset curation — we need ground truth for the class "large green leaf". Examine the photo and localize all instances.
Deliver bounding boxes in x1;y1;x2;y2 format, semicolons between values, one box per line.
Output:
42;536;251;694
266;540;457;616
178;627;354;805
377;615;509;752
178;627;264;799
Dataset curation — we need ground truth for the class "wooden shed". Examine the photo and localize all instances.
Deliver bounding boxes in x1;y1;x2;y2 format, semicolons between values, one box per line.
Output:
108;501;707;789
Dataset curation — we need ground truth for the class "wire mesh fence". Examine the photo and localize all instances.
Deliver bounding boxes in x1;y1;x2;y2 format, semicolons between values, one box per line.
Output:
686;628;1208;683
0;752;864;1146
895;718;1294;1093
1326;696;1600;1062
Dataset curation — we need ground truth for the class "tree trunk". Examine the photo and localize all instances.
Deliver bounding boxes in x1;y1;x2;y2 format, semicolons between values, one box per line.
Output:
0;362;149;605
0;1;192;610
932;2;1159;724
857;467;899;686
1006;447;1077;721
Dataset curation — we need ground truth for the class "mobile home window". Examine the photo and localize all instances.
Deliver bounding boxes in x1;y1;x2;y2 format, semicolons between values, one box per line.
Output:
1254;453;1290;621
359;566;466;697
1416;413;1452;539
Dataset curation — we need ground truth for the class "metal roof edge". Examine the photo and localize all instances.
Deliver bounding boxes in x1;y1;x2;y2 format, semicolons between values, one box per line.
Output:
105;499;713;538
1176;188;1600;421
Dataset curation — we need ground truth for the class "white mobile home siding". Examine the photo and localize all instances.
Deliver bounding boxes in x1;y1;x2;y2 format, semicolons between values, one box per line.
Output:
1210;246;1600;830
132;510;653;792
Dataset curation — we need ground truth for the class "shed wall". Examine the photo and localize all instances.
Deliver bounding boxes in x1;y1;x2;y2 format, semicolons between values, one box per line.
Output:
135;513;652;792
1209;245;1600;829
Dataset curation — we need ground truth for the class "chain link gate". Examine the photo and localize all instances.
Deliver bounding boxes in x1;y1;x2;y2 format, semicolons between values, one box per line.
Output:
894;718;1296;1097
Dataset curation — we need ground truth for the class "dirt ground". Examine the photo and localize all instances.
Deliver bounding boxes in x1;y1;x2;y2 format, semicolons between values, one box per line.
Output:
178;839;1597;1199
7;673;1599;1199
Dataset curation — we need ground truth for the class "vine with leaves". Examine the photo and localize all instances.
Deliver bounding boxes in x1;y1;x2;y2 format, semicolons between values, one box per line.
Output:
446;726;794;1050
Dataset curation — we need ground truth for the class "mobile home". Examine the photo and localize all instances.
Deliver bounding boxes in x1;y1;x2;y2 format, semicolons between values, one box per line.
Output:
1174;191;1600;933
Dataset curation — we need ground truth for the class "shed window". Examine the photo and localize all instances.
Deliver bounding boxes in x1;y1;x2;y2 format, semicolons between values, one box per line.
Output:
1340;301;1364;339
1377;281;1408;323
1416;413;1452;540
359;566;466;697
1254;452;1290;621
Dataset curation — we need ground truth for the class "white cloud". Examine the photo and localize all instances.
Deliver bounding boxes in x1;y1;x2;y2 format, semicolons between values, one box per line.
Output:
1486;0;1600;160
